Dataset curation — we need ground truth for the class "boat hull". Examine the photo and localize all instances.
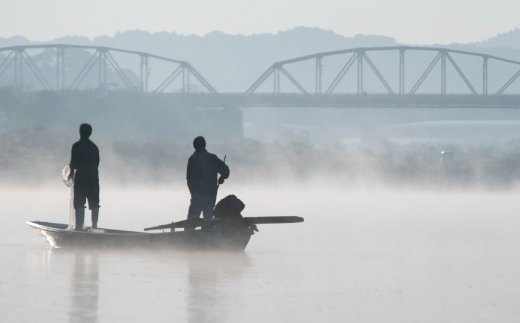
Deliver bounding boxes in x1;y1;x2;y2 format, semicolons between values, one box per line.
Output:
27;221;252;251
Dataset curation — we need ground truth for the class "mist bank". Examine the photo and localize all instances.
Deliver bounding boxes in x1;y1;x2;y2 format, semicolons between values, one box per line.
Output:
2;126;520;190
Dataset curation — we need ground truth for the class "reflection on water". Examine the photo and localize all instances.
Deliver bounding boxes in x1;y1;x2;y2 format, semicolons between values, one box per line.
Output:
69;252;99;323
187;253;251;323
188;264;217;323
33;248;251;323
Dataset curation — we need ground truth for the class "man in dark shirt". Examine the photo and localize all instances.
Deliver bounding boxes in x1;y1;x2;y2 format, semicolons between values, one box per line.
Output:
186;136;229;226
68;123;100;231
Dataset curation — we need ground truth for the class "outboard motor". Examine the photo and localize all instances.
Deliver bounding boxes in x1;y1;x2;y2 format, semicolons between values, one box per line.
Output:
213;195;258;234
213;195;245;218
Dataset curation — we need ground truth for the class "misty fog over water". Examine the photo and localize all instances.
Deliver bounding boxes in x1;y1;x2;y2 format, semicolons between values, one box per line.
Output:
4;115;520;190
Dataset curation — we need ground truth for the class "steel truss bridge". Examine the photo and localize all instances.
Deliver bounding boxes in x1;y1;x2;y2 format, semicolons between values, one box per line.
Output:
0;44;217;93
3;44;520;107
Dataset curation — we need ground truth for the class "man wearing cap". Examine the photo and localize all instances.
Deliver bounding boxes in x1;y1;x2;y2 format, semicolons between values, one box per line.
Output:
186;136;229;227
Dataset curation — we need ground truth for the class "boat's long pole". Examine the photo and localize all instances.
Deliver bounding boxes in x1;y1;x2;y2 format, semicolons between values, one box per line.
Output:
144;216;304;231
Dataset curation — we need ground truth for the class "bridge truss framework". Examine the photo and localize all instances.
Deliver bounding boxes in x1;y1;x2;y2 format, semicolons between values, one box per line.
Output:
4;45;520;107
246;46;520;96
0;44;217;93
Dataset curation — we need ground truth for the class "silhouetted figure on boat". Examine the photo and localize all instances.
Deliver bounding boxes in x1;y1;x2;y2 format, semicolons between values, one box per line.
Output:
68;123;100;231
186;136;229;229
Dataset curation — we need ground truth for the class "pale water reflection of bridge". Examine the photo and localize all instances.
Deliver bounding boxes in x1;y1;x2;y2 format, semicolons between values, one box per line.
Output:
3;44;520;108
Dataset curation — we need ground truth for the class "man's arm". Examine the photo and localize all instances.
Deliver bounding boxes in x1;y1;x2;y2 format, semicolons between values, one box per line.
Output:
96;145;100;168
68;144;78;179
216;156;230;184
186;158;196;193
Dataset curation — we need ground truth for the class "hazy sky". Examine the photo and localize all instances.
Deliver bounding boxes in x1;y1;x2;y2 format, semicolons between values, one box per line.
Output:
3;0;519;44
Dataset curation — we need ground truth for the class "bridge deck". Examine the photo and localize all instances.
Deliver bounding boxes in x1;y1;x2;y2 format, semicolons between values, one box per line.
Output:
155;93;520;108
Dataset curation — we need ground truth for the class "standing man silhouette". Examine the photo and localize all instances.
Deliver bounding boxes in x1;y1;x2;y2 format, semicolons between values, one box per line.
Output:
68;123;100;231
186;136;229;228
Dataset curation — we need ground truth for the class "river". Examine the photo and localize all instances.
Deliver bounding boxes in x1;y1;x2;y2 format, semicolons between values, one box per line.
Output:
1;184;519;322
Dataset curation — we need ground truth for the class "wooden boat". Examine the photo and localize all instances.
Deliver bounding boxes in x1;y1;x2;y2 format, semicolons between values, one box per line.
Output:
26;216;304;251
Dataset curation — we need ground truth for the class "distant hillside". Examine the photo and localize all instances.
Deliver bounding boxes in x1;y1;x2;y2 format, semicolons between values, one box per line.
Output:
476;28;520;49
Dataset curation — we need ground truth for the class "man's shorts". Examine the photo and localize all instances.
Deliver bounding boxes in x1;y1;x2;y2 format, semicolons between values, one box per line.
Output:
74;180;100;210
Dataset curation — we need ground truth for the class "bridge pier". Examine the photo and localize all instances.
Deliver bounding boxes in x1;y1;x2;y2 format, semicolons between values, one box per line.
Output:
315;56;322;94
483;56;488;96
441;51;447;96
98;50;107;87
14;49;22;90
56;47;65;90
357;51;363;95
399;49;405;95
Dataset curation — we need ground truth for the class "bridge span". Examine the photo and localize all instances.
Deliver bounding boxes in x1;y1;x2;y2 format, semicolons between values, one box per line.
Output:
247;46;520;96
2;45;520;107
0;44;217;93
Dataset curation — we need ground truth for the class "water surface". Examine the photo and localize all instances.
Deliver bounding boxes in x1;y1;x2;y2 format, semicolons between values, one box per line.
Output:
1;185;519;322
